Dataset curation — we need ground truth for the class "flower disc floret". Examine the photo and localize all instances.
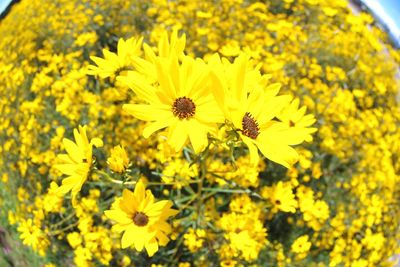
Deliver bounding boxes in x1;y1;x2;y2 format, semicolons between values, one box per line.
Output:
172;96;196;119
242;112;260;139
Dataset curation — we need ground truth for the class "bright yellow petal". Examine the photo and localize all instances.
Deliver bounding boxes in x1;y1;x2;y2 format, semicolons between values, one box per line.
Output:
186;120;208;154
134;180;146;204
145;238;159;257
121;189;138;214
257;138;299;168
144;200;169;217
90;137;103;147
155;59;177;100
54;164;77;176
209;70;227;115
63;138;83;163
258;95;291;126
104;210;132;225
123;104;171;121
242;137;259;166
233;55;247;103
143;117;176;138
167;121;188;152
121;224;135;249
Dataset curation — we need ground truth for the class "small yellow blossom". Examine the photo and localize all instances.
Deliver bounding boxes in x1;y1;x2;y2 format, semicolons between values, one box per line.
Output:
107;145;130;173
291;235;311;260
55;125;103;201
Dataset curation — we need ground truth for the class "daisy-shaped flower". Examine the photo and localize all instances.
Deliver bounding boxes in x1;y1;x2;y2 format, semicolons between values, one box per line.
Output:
87;37;143;79
122;56;224;153
104;180;178;256
277;97;317;142
55;125;103;201
211;55;305;167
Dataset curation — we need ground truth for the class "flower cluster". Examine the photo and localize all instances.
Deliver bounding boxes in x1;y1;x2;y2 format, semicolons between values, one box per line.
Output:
0;0;399;266
89;32;315;167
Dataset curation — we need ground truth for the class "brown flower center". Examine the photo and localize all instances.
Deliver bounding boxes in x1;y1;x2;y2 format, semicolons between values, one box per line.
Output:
133;212;149;227
172;97;196;119
242;112;260;139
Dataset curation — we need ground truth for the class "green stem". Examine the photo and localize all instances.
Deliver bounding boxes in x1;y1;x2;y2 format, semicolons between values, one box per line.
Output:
48;221;79;236
202;187;263;199
50;212;76;229
95;169;124;184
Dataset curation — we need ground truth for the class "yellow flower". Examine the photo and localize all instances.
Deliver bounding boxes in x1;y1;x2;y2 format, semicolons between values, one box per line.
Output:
43;182;63;213
211;55;304;167
123;56;224;153
107;145;130;173
55;125;103;201
67;232;82;249
87;37;143;78
183;228;206;252
104;180;178;256
291;235;311;259
162;158;198;189
17;219;49;256
277;97;317;142
262;181;297;213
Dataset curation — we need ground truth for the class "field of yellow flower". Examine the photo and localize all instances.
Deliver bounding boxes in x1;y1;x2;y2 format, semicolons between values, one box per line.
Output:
1;0;400;266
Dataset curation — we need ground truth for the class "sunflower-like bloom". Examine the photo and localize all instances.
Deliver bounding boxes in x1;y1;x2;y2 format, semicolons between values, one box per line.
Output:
55;125;103;200
277;97;317;142
87;37;143;78
104;180;178;256
122;56;224;153
211;55;312;167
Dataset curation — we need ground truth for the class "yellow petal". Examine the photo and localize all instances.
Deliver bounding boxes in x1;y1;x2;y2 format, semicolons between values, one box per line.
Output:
91;137;103;148
186;120;208;154
55;164;77;176
155;59;177;100
104;210;132;225
257;138;298;168
121;224;135;249
145;238;159;257
121;189;138;214
63;138;83;163
209;70;226;115
123;104;171;121
143;117;175;138
144;200;169;217
242;137;259;166
134;180;146;204
168;121;188;152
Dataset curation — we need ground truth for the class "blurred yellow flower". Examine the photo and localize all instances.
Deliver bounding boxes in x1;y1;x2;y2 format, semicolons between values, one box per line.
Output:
277;97;317;142
55;125;103;201
88;37;143;78
291;235;311;259
262;181;297;213
107;145;130;173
